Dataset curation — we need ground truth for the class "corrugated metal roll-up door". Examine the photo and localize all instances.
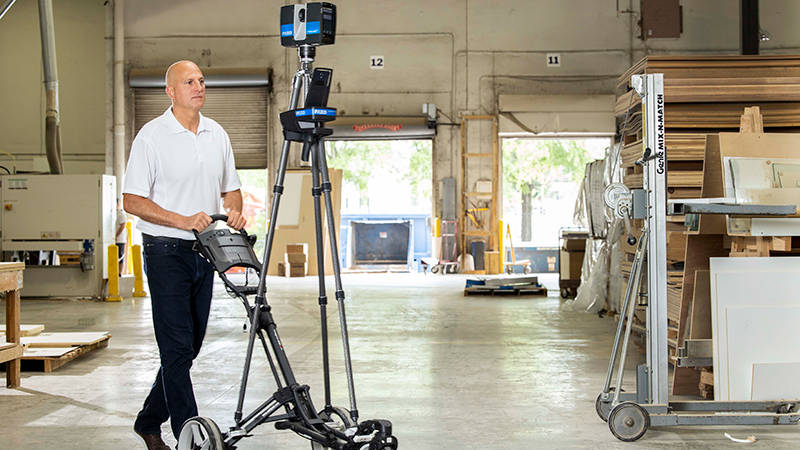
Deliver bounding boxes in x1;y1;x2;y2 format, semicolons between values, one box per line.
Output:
132;87;269;169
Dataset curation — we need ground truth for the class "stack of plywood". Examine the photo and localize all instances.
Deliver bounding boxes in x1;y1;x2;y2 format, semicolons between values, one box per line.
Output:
612;55;800;396
2;324;111;372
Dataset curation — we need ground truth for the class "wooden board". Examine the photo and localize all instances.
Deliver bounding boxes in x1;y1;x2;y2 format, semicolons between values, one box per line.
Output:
20;332;110;348
21;339;109;373
0;324;44;337
0;342;23;364
671;234;728;396
617;55;800;94
688;270;712;340
22;347;77;358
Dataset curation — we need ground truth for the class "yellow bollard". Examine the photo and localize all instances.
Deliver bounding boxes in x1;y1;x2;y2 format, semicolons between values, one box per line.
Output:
498;219;505;274
106;244;122;302
131;244;147;297
124;221;133;274
434;217;441;238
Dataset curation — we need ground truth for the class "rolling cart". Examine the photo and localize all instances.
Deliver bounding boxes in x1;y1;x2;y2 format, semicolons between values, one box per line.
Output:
596;73;800;441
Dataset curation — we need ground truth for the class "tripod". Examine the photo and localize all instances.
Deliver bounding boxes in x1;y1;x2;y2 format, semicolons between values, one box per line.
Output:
177;45;397;450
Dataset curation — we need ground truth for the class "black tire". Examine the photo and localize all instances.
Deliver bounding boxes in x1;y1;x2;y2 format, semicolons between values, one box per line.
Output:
560;288;569;299
319;406;355;429
178;416;226;450
594;388;618;422
431;265;440;274
608;402;649;442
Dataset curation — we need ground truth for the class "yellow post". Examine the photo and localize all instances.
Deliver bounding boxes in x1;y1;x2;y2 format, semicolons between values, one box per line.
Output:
498;219;504;274
131;244;147;297
124;221;133;274
106;244;122;302
434;217;441;237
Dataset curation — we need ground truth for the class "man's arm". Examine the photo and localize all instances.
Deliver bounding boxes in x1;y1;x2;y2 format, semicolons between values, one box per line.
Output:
123;193;212;232
222;189;247;230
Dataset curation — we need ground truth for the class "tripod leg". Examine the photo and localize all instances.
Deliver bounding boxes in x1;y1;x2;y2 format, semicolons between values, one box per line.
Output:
315;139;359;422
310;140;333;411
235;70;304;423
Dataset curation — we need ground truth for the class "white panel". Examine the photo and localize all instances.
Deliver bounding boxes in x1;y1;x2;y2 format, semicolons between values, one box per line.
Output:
710;257;800;401
276;172;304;227
726;306;800;401
752;362;800;401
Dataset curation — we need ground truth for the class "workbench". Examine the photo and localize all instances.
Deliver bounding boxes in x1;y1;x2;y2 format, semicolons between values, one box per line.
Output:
0;262;25;388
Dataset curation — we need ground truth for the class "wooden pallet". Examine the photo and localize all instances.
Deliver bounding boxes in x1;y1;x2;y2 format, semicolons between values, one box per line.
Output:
21;335;110;372
464;286;547;296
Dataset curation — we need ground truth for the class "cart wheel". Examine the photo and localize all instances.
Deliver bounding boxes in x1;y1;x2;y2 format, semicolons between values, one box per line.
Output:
594;387;620;422
431;265;441;274
506;265;513;275
178;416;225;450
608;402;649;442
560;288;569;299
319;406;355;429
523;265;531;274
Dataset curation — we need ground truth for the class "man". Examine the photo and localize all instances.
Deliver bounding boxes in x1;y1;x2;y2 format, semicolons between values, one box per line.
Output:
123;60;246;450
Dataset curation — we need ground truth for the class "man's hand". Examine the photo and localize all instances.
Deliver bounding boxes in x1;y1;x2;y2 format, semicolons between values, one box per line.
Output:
183;212;213;232
226;210;247;231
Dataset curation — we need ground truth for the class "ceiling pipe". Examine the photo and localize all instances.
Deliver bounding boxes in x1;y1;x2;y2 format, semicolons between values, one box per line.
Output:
38;0;64;174
0;0;17;21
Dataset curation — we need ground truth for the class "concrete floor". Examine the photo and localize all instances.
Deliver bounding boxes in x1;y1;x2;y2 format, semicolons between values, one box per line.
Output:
2;273;799;449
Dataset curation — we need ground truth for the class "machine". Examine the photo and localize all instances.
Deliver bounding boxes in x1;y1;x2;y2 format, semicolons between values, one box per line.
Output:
0;174;115;299
596;73;800;441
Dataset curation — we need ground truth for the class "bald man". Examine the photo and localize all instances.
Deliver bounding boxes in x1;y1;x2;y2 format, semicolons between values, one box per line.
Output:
123;60;246;449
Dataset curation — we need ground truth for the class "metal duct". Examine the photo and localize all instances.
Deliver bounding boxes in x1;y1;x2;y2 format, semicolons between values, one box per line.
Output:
0;0;17;21
114;0;125;199
38;0;63;174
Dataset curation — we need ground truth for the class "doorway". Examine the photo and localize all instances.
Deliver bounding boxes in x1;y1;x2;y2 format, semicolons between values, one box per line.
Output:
325;139;433;270
501;137;608;269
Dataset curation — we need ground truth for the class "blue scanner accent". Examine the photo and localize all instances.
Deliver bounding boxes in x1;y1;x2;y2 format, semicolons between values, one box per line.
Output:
295;108;336;117
306;21;321;34
280;24;293;37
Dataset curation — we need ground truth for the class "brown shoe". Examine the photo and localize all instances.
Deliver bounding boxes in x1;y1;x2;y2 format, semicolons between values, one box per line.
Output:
135;430;171;450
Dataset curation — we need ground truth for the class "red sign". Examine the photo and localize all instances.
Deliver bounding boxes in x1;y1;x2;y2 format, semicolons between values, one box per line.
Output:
352;123;403;133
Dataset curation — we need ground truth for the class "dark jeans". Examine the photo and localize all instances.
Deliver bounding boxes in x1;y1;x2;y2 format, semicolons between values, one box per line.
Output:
134;236;214;439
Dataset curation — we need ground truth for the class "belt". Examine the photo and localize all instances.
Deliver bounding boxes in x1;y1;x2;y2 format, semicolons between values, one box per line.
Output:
142;234;197;250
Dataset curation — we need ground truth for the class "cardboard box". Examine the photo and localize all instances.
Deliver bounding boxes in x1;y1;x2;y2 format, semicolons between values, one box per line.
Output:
286;252;307;264
288;263;307;277
559;249;585;280
562;238;587;252
286;243;308;254
277;262;286;277
484;250;501;274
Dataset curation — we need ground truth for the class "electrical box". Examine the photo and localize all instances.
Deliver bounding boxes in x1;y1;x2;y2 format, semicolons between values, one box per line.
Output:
640;0;682;39
0;174;116;299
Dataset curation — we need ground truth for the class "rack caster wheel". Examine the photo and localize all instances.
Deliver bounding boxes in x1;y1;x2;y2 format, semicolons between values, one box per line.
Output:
178;416;226;450
608;402;649;442
560;288;569;299
595;388;621;422
431;265;441;274
523;265;531;274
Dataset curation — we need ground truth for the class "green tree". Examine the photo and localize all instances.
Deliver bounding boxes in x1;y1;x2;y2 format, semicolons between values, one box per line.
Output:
404;140;432;202
503;139;594;241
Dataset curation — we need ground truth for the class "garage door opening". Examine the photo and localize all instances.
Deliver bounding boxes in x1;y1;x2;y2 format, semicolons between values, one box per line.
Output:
326;139;432;271
502;137;608;270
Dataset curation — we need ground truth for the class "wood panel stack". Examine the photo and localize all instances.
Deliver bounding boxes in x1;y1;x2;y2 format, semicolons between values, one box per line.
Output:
612;55;800;392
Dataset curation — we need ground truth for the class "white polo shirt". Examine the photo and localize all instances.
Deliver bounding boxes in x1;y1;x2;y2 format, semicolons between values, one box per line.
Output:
123;107;242;240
